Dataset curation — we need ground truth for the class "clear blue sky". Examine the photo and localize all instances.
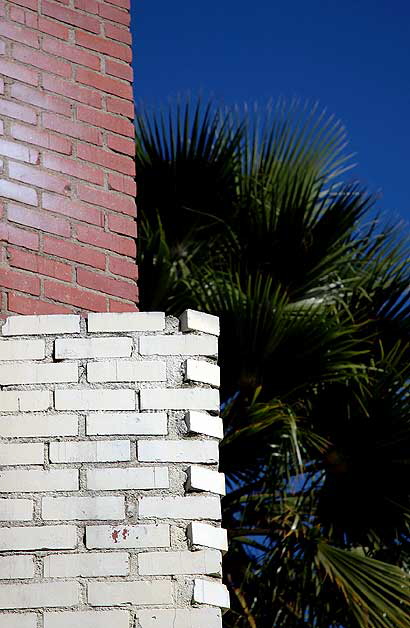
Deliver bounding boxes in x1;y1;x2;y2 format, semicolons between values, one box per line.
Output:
131;0;410;226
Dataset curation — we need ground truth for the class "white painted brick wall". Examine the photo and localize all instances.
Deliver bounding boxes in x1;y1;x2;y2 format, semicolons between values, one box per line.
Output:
185;411;224;439
138;440;219;463
87;359;166;382
188;522;229;552
88;580;173;606
55;337;132;359
140;334;218;356
0;614;37;628
0;443;44;465
44;611;130;628
85;524;170;549
186;466;226;495
0;339;45;360
0;390;52;412
0;362;78;385
44;553;129;577
0;526;77;551
2;314;80;336
0;414;78;438
88;311;165;332
55;388;135;410
138;496;222;520
185;359;220;386
49;440;131;463
86;467;169;490
0;499;33;521
42;496;125;520
140;388;219;411
180;309;220;336
0;555;35;579
86;412;167;436
138;549;222;576
136;608;222;628
193;579;230;609
0;582;80;609
0;469;78;492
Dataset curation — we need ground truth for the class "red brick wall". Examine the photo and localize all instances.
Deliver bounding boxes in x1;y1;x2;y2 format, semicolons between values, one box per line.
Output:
0;0;138;315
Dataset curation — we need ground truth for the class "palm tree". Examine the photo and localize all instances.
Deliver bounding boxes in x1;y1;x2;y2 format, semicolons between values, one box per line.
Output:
135;97;410;628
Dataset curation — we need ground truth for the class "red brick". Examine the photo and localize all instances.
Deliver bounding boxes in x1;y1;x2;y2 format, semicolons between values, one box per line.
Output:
10;83;71;116
109;255;138;279
0;222;39;250
0;119;4;134
77;143;135;175
42;37;101;71
77;183;136;216
77;267;137;300
76;67;132;100
108;172;136;196
9;0;37;9
13;44;71;78
0;179;37;206
8;247;72;281
104;21;131;44
99;3;129;25
42;74;102;108
9;161;71;195
0;20;40;47
7;203;71;237
38;16;70;39
75;29;131;62
0;98;37;124
8;293;73;314
42;0;100;33
0;78;4;95
0;40;6;55
77;105;134;136
74;0;98;12
105;0;130;8
0;0;5;16
42;112;102;145
109;299;138;312
108;212;137;237
44;279;107;311
43;153;104;186
42;192;103;226
107;133;135;156
106;95;134;118
11;122;72;155
0;138;39;164
106;58;133;81
44;236;106;269
0;58;38;85
76;223;136;256
0;267;40;295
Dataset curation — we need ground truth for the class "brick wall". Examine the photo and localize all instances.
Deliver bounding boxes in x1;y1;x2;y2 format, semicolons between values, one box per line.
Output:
0;0;138;315
0;309;228;627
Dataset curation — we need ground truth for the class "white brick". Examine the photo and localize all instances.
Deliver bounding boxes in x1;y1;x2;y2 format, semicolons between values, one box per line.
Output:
0;443;44;465
87;467;169;490
180;309;220;336
88;311;165;333
138;497;221;520
0;614;37;628
138;440;219;463
42;496;125;521
136;608;222;628
138;549;222;576
0;581;80;609
86;524;170;549
87;412;167;436
2;314;80;336
140;334;218;356
185;359;220;387
188;522;228;552
44;611;130;628
44;552;129;578
0;499;33;521
0;469;78;492
185;411;223;439
0;362;78;385
0;414;78;438
88;580;172;606
87;359;166;383
49;440;130;463
0;339;45;361
0;390;51;412
193;579;230;609
140;388;219;411
0;526;77;551
186;466;225;495
55;337;132;359
0;555;35;579
55;388;135;410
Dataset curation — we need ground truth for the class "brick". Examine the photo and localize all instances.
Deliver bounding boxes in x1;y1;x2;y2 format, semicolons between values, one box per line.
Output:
49;440;131;463
185;411;224;440
106;95;134;117
44;611;130;628
186;359;220;386
138;549;222;577
0;556;34;579
109;299;139;312
13;44;71;78
136;609;222;628
193;579;230;610
8;294;73;315
42;193;103;226
107;133;135;156
186;466;226;495
99;3;129;25
0;267;40;296
87;467;169;490
44;554;129;578
75;30;131;62
0;414;78;438
10;83;71;116
105;21;131;44
42;37;100;70
140;388;220;412
88;580;172;607
44;237;106;269
9;0;37;9
180;309;220;336
76;224;136;256
139;441;219;464
42;112;102;145
0;390;51;411
140;334;218;356
108;172;136;195
7;204;71;237
0;469;78;492
0;58;38;85
11;123;72;154
77;143;135;175
76;67;132;100
37;17;70;41
0;338;44;360
86;412;167;436
0;443;44;465
0;179;37;205
9;161;71;195
138;496;222;521
85;524;170;549
0;138;38;163
44;280;107;311
0;499;33;521
108;212;137;236
42;74;102;108
8;248;72;281
87;359;165;383
187;522;228;552
0;615;37;628
42;0;100;33
109;255;138;279
0;97;37;124
77;183;136;215
44;152;103;185
0;525;77;551
77;268;137;300
106;58;133;81
0;21;39;47
55;388;135;410
42;496;125;520
2;313;80;335
105;0;130;8
77;105;134;138
55;337;132;359
0;582;80;609
0;362;78;385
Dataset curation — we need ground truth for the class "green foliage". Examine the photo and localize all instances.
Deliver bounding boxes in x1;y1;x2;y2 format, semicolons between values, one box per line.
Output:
136;97;410;628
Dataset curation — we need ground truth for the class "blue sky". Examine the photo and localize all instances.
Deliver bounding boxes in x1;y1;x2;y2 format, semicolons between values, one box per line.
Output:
131;0;410;225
